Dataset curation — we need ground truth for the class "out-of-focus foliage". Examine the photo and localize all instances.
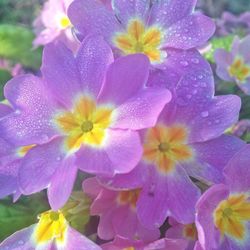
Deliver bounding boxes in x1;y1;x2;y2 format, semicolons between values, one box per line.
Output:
198;0;250;17
204;35;234;63
0;25;42;69
0;193;49;241
0;69;11;100
0;0;42;27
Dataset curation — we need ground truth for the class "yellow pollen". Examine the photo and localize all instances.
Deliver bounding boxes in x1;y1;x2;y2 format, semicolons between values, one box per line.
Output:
213;194;250;240
113;19;165;63
228;58;250;82
143;124;193;174
158;142;170;152
34;210;67;244
81;120;93;133
55;96;113;151
59;15;71;29
117;189;141;209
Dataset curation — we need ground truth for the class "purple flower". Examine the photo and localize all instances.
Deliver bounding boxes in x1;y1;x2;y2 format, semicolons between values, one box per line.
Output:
0;209;100;250
166;217;198;250
33;0;79;52
0;36;171;210
231;119;250;137
215;35;250;95
68;0;215;65
100;49;245;229
216;11;250;36
102;236;188;250
196;144;250;250
83;177;160;241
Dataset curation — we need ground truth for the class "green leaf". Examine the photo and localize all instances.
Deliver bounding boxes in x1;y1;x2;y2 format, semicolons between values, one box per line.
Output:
0;69;11;100
0;24;42;69
204;35;234;63
0;193;49;241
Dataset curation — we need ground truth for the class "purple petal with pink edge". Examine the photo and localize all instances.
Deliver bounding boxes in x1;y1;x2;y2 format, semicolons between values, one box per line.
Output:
41;42;81;108
224;144;250;193
68;0;120;42
101;236;146;250
186;95;241;143
166;221;196;250
97;208;116;240
112;0;150;24
99;162;149;190
90;188;117;215
164;14;215;50
0;103;12;117
82;177;103;199
186;135;246;184
0;75;57;146
195;184;229;250
98;54;150;105
145;238;188;250
76;35;114;97
18;138;65;195
0;225;50;250
65;227;101;250
112;87;171;130
76;129;142;177
48;155;78;210
112;206;139;240
149;0;196;27
194;241;203;250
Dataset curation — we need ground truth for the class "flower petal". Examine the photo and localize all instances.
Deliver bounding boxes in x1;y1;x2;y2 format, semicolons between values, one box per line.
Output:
76;129;142;176
19;138;64;195
112;87;171;130
224;144;250;193
112;0;150;24
65;227;101;250
0;75;57;146
149;0;196;26
48;155;78;210
187;135;245;184
76;35;114;97
98;54;150;105
68;0;120;42
164;14;215;49
41;42;81;108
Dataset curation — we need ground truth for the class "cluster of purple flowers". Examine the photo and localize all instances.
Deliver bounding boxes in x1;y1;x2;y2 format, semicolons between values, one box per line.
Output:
0;0;250;250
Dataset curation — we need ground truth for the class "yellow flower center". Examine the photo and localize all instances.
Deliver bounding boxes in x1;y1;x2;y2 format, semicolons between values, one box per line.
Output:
59;15;71;29
16;144;36;157
213;194;250;240
55;96;113;152
183;223;198;240
228;58;250;82
143;124;193;174
34;211;67;244
123;248;135;250
117;189;141;209
113;19;165;63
